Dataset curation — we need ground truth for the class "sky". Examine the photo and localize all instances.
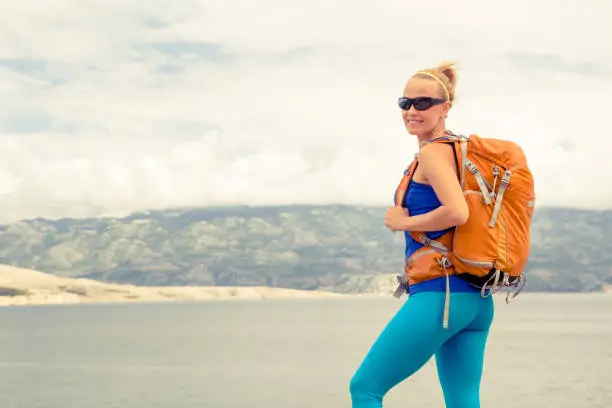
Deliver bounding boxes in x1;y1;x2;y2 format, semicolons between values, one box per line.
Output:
0;0;611;223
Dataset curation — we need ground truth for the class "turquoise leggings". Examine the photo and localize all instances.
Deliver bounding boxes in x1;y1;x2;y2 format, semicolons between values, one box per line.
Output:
349;291;494;408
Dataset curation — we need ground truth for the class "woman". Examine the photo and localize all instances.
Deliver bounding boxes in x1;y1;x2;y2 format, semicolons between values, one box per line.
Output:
349;62;495;408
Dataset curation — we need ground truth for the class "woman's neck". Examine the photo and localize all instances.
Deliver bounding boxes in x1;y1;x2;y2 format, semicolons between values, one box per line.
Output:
418;127;448;150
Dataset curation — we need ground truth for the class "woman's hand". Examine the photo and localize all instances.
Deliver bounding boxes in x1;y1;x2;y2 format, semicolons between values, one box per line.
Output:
385;206;409;232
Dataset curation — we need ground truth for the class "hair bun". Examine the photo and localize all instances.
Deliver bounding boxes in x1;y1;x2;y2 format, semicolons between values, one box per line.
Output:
435;62;458;90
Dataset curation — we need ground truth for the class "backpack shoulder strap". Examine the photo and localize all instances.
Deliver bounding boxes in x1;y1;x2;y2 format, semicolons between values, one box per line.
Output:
424;131;468;188
394;152;452;255
394;156;418;207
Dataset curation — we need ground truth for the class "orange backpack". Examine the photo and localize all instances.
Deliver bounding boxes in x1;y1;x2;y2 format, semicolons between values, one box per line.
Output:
394;131;536;303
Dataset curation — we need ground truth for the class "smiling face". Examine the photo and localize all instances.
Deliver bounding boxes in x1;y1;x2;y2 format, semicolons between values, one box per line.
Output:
401;77;451;139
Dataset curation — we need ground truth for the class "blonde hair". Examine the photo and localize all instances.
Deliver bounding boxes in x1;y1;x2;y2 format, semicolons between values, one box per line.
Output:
412;61;458;103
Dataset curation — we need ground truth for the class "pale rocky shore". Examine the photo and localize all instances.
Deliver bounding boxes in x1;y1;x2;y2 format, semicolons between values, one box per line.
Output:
2;264;606;308
0;265;346;307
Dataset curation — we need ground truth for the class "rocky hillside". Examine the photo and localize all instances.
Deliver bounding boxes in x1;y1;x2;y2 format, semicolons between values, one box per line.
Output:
0;205;610;293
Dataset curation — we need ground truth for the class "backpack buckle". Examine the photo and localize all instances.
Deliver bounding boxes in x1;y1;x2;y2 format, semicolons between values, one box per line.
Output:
437;256;452;269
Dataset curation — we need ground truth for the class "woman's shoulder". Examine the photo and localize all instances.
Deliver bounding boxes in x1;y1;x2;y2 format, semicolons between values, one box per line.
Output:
418;140;455;163
417;141;459;181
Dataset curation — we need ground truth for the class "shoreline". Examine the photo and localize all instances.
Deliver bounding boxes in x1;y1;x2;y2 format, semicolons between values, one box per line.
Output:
1;265;610;308
0;284;349;307
0;265;346;307
2;286;609;308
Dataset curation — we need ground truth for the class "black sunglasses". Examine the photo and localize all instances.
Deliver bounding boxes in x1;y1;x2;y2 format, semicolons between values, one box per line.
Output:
398;96;446;111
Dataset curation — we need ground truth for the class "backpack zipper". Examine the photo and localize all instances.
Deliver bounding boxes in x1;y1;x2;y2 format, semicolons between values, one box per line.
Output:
454;254;494;269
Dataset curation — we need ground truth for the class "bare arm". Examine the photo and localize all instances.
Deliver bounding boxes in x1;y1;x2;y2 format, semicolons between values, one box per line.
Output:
399;143;468;232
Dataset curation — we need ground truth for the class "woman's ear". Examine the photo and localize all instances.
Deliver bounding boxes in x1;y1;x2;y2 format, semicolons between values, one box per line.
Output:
442;101;451;118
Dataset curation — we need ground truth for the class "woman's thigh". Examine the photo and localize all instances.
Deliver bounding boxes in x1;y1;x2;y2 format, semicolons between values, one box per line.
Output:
350;292;485;399
435;296;494;408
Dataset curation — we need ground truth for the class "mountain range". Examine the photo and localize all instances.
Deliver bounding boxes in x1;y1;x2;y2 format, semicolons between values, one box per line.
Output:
0;205;610;293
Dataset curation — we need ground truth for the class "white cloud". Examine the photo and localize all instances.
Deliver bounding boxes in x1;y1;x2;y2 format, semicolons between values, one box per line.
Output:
0;0;611;223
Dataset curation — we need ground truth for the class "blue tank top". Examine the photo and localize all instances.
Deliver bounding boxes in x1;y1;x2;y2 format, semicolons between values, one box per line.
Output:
402;179;478;294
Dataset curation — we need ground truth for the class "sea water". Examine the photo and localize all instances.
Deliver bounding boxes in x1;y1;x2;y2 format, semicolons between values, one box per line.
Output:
0;293;610;407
